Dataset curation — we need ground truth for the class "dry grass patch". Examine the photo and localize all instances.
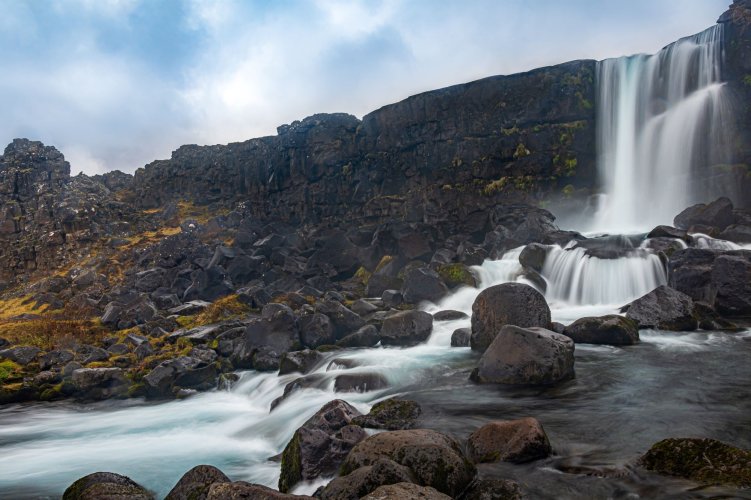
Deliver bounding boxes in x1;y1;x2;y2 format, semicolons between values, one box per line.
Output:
0;318;108;350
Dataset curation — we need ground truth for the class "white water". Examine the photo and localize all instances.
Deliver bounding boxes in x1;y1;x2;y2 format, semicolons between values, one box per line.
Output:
593;24;729;232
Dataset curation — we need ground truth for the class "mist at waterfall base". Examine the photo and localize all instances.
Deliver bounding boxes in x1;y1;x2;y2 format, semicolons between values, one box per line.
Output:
2;21;751;500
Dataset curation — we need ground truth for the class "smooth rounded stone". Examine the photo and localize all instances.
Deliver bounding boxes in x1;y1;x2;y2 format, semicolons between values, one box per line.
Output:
380;310;433;346
299;313;336;348
467;417;552;464
207;481;315;499
641;438;751;487
381;290;403;308
625;285;697;331
361;482;451;500
166;465;230;500
279;350;324;375
334;372;389;393
71;368;129;400
0;346;41;365
647;225;691;242
550;321;566;334
279;400;366;493
315;300;366;340
326;358;361;371
563;315;639;345
470;283;551;352
352;398;421;430
433;309;469;321
450;327;471;347
518;242;548;272
401;267;449;304
319;458;416;500
336;325;381;348
350;299;379;316
471;325;575;386
63;472;153;500
461;479;523;500
341;429;476;497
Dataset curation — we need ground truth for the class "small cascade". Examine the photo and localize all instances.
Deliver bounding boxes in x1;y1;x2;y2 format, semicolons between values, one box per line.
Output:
541;243;666;307
594;24;729;232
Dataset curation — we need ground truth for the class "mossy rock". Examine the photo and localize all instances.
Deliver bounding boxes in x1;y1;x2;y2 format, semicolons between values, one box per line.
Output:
437;264;477;289
279;430;302;493
315;344;342;353
641;438;751;487
352;398;422;430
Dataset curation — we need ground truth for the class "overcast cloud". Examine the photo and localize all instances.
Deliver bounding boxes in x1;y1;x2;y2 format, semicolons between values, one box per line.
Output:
0;0;728;175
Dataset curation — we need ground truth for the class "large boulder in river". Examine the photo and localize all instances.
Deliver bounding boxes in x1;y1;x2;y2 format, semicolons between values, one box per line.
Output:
401;267;449;304
625;285;697;331
243;303;301;368
711;253;751;316
166;465;230;500
563;315;639;345
641;438;751;487
380;310;433;346
470;283;551;351
63;472;153;500
279;399;367;493
466;417;552;464
471;325;574;385
143;356;217;397
340;429;476;497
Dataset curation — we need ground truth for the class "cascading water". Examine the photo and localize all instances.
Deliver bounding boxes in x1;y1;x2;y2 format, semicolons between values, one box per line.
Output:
593;24;729;232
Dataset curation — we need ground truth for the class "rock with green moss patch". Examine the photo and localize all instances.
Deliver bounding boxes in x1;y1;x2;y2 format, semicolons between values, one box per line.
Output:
352;398;421;430
641;438;751;487
437;263;477;289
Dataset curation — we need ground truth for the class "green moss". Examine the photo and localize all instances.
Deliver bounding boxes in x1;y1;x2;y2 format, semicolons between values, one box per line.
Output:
482;177;508;196
564;157;577;176
279;430;302;493
501;125;519;136
642;438;751;487
374;255;394;274
353;266;371;285
513;143;530;159
342;163;352;176
562;184;575;197
437;264;476;288
315;344;342;353
0;360;21;383
743;74;751;86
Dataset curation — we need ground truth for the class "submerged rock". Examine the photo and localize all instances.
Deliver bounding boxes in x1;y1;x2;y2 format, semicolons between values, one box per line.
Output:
563;315;639;345
451;327;471;347
641;438;751;487
471;325;574;385
470;283;551;351
466;417;552;464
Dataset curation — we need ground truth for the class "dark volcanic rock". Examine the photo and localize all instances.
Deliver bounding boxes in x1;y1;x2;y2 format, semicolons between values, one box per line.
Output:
466;417;552;464
333;373;389;393
63;472;153;500
340;429;476;497
380;310;433;346
320;458;416;500
71;368;128;400
336;325;381;348
641;438;751;487
563;315;639;345
352;398;421;430
298;312;336;348
361;483;451;500
674;197;735;231
279;399;367;493
207;481;314;499
470;282;551;351
401;267;449;304
451;327;471;347
461;479;523;500
166;465;230;500
471;325;574;385
625;285;697;331
278;350;324;375
143;356;217;397
0;346;40;365
518;243;548;272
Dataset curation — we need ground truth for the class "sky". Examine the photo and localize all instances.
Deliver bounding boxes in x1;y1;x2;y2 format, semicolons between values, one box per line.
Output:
0;0;729;176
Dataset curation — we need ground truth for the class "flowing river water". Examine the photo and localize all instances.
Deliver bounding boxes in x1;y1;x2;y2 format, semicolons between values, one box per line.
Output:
1;240;750;499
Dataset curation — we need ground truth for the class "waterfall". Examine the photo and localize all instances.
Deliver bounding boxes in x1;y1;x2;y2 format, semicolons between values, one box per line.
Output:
593;24;729;232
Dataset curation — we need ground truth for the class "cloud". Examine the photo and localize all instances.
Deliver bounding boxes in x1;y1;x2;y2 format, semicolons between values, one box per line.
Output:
0;0;729;175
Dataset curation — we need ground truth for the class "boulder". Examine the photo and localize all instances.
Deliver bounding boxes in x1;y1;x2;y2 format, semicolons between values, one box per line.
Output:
143;356;217;397
71;368;128;400
165;465;230;500
641;438;751;487
361;483;451;500
436;263;477;288
278;350;324;375
207;482;314;499
243;304;300;368
466;417;552;464
563;315;639;345
0;346;40;365
711;254;751;316
350;299;379;316
470;283;551;352
315;300;366;340
320;458;416;500
271;374;328;411
471;325;574;385
380;310;433;346
719;224;751;243
366;274;403;298
39;349;74;370
674;197;735;231
382;290;403;308
340;429;476;497
298;313;336;348
647;225;691;242
62;472;152;500
518;243;548;272
278;399;367;493
433;310;469;321
352;398;421;430
625;286;697;331
401;267;449;304
461;479;523;500
450;327;471;347
336;325;381;348
334;373;389;393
